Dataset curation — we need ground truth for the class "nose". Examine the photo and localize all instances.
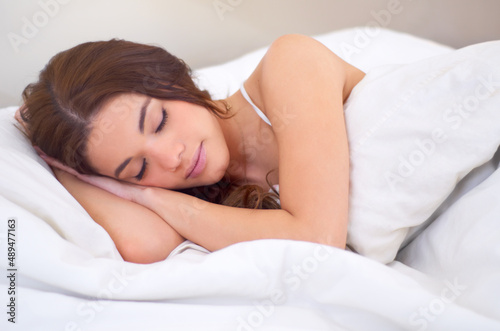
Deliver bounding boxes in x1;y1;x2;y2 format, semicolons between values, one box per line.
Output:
147;138;185;172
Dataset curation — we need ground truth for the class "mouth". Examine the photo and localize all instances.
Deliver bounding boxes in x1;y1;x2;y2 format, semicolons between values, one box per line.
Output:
185;142;206;179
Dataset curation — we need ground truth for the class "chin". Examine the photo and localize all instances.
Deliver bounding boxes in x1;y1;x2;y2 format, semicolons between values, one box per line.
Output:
208;168;227;185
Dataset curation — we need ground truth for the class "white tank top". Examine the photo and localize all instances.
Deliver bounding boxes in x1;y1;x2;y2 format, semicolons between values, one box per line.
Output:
240;82;271;126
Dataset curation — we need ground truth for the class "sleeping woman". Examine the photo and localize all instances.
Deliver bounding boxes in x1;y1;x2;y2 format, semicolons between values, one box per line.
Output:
17;34;365;263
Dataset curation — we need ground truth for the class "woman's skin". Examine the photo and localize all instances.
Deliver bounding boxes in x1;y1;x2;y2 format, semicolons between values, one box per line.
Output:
42;34;365;263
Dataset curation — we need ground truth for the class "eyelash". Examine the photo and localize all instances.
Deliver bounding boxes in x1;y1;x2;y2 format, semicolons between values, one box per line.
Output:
136;108;167;181
135;159;147;181
155;108;167;133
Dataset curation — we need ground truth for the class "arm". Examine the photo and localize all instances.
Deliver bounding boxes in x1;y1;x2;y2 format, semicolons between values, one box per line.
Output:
130;34;364;251
15;109;185;263
53;168;184;263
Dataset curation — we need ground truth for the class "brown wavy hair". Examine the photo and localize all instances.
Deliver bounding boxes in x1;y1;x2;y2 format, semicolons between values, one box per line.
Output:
20;39;280;209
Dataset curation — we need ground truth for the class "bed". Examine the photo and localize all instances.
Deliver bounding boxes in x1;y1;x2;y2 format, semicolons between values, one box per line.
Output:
1;28;500;330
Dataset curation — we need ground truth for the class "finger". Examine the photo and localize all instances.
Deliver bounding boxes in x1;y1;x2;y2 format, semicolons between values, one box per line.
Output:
38;152;59;167
38;153;80;177
33;146;47;157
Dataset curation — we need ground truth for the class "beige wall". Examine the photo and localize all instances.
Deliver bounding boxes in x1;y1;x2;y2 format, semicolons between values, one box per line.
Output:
1;0;499;107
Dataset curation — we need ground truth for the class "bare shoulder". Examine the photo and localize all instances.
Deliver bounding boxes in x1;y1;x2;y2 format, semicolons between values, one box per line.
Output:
240;34;364;247
244;34;364;114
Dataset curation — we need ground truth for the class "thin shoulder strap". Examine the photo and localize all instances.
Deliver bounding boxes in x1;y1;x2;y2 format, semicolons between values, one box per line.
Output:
240;82;271;126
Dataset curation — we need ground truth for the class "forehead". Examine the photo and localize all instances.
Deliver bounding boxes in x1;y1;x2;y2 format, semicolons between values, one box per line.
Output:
98;93;146;121
86;93;145;175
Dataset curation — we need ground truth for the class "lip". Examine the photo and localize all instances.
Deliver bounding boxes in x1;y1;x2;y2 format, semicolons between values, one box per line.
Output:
185;142;206;179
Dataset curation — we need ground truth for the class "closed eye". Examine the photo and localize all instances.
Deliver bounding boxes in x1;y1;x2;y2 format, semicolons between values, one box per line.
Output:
135;108;165;181
135;159;147;181
155;108;167;133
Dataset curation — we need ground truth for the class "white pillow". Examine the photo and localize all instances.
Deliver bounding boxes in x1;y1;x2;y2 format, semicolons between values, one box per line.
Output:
0;107;121;259
397;166;500;321
344;40;500;263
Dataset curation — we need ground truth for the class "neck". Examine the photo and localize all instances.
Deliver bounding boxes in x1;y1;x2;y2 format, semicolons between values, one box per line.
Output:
214;98;248;183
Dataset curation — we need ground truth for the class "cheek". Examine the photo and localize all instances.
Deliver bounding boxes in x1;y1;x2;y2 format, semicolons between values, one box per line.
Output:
142;168;178;189
210;143;230;178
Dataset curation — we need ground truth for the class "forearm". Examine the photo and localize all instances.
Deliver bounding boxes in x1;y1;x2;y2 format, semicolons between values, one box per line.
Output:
54;169;184;263
140;187;346;252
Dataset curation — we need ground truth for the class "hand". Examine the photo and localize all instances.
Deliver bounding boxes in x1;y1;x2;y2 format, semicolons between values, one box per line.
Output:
36;147;148;203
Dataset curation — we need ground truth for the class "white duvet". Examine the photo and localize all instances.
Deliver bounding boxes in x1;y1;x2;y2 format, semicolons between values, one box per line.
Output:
1;28;500;330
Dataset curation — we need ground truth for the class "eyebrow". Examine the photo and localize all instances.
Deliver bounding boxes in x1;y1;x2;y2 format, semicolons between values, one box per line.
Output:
138;97;152;134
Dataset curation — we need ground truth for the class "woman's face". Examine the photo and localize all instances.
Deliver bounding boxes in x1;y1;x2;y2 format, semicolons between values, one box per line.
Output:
85;93;230;190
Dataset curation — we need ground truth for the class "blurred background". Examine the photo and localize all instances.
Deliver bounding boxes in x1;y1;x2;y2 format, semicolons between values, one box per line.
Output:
1;0;499;107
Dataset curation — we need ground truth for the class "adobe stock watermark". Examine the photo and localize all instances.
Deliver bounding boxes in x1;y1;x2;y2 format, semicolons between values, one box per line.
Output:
7;0;73;53
213;0;245;21
63;267;137;331
339;0;413;61
236;245;335;331
408;278;467;331
385;73;500;191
